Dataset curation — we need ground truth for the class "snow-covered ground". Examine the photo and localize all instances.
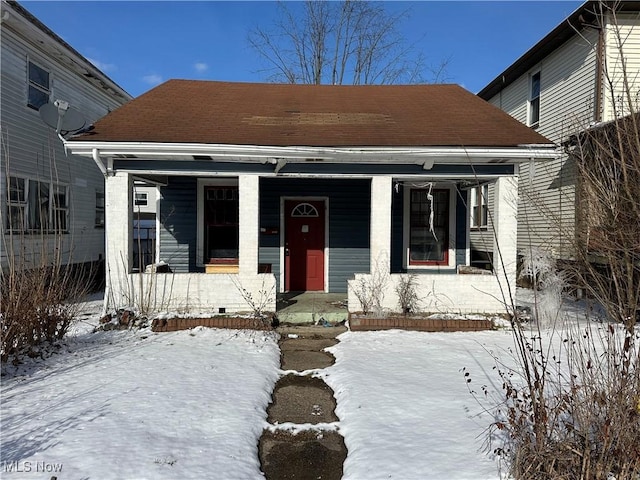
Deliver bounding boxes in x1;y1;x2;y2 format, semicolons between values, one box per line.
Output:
1;290;596;479
1;296;280;479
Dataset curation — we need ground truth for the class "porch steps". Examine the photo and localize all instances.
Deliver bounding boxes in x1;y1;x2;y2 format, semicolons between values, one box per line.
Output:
275;292;348;325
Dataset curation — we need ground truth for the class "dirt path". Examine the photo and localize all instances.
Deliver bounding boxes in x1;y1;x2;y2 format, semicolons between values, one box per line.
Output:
259;325;348;479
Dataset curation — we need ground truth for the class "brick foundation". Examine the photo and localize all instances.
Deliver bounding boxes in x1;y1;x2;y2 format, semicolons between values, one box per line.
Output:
348;316;493;332
152;317;272;332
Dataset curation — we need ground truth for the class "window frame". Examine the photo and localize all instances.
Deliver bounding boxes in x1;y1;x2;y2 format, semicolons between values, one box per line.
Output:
27;58;51;111
469;183;489;230
196;178;239;267
402;183;456;270
528;70;541;128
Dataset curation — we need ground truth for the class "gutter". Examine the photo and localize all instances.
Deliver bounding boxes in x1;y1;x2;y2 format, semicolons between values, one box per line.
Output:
65;142;560;163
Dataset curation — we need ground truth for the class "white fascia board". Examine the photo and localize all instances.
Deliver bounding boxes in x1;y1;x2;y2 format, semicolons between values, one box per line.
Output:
64;141;560;163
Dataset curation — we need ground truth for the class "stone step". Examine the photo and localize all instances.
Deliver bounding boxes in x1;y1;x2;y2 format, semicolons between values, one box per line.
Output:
259;429;346;480
280;349;335;371
267;374;338;425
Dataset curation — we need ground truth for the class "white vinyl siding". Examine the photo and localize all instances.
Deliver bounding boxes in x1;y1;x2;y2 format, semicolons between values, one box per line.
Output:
485;28;600;258
603;13;640;119
0;19;129;268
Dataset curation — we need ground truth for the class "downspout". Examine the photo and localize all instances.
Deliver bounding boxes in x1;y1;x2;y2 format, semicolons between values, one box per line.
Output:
92;148;110;315
92;148;109;177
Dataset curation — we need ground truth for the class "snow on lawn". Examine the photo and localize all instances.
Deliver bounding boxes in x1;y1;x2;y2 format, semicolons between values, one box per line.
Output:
322;329;515;480
1;300;280;479
321;291;599;480
1;289;599;479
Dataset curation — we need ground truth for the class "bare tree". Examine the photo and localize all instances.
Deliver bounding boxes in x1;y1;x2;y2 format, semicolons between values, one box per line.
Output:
248;0;446;85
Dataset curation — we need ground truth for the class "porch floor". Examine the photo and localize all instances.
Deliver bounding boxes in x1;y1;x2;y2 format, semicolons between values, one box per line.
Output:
276;292;348;325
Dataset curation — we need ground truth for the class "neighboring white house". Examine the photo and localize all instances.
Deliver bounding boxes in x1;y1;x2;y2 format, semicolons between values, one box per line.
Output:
0;0;131;280
477;0;640;264
64;80;556;317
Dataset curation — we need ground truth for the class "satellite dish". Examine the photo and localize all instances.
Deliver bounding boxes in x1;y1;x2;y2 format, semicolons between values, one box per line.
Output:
39;99;87;135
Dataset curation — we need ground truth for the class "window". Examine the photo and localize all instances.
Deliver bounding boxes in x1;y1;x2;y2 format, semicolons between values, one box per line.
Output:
51;184;68;232
27;61;50;110
203;185;239;264
27;180;50;230
6;176;27;230
134;192;148;206
5;177;68;232
529;71;541;127
470;184;488;229
408;188;450;266
95;191;105;227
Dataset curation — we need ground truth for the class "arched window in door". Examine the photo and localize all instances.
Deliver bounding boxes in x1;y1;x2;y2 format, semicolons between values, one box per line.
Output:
291;202;319;217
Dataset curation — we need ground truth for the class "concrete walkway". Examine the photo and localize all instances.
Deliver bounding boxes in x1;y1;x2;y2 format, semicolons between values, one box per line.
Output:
259;324;348;479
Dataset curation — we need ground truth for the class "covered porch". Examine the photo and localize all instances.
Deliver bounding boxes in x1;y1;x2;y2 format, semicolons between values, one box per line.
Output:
104;169;519;318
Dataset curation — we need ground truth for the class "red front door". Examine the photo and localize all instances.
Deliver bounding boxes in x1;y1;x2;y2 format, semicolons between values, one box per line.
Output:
285;200;325;292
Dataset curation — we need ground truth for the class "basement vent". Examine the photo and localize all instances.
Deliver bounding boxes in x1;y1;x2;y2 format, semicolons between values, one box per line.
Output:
193;155;213;160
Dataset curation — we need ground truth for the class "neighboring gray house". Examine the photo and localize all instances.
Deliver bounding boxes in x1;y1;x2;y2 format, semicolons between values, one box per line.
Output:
477;0;640;264
0;1;131;278
64;80;555;317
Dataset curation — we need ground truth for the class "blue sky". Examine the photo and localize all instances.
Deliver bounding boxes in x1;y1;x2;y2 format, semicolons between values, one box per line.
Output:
23;1;583;97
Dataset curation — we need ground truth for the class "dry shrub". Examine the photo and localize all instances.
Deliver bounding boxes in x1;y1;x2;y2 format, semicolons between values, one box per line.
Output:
1;262;90;362
481;3;640;477
488;318;640;479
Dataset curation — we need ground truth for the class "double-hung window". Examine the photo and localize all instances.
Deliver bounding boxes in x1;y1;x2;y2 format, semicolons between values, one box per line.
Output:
470;184;488;229
5;176;68;232
6;177;27;231
203;185;239;264
27;60;50;110
51;184;68;232
528;71;541;127
408;188;450;266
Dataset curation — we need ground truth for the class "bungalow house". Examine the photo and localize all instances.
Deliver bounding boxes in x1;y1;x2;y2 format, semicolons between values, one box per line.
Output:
477;0;640;265
63;80;556;317
0;1;131;278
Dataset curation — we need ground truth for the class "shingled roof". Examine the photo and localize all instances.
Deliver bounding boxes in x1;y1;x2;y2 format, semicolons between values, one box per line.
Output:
76;80;551;148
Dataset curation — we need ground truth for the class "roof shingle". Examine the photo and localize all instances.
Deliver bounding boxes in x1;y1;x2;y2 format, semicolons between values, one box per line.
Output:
76;80;552;148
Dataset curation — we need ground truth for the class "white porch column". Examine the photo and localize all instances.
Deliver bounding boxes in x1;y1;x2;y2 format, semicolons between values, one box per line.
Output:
238;175;259;275
492;175;519;308
105;171;132;306
370;176;392;272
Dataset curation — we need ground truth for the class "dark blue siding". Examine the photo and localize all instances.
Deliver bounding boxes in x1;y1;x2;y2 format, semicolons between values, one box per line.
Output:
260;178;370;293
159;177;199;272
